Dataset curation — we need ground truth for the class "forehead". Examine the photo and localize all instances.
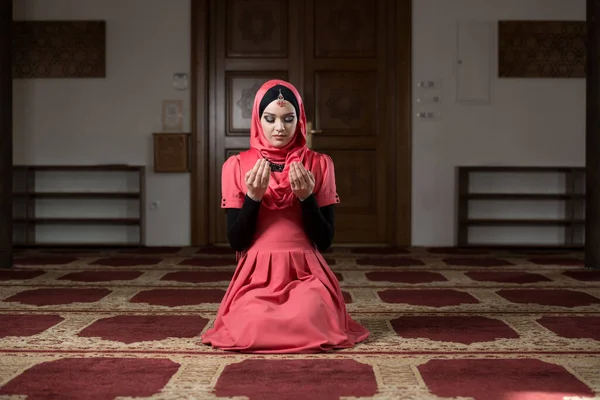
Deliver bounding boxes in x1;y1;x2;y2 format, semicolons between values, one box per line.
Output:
263;99;296;115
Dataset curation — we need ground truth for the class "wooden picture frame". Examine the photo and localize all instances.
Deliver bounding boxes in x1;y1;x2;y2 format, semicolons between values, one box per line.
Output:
153;133;190;173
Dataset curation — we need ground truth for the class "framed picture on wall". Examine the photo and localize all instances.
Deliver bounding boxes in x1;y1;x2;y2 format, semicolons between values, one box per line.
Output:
161;99;184;131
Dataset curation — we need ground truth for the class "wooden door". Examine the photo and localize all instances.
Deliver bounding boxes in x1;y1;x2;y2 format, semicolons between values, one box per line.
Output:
303;0;397;243
199;0;411;246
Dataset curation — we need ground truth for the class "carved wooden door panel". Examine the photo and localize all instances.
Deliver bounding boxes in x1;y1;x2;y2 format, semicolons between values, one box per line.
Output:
207;0;408;245
302;0;391;243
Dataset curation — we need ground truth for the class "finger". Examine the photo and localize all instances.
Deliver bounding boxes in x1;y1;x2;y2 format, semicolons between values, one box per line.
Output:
294;163;308;186
254;160;266;186
261;161;270;186
251;159;262;174
289;164;298;184
298;164;310;181
246;168;257;184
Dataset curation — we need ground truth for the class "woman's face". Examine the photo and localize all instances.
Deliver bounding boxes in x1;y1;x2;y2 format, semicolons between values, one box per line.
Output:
260;99;298;148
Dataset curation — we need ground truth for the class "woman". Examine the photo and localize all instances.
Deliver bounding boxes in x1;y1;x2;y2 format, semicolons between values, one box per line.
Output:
201;79;369;353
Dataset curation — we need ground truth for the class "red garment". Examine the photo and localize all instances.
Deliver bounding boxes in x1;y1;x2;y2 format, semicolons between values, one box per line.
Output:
202;79;369;353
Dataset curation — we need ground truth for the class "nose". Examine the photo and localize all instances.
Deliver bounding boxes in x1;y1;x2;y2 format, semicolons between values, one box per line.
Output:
275;119;285;132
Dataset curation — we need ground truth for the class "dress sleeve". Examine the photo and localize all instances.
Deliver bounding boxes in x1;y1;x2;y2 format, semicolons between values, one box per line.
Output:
313;154;340;207
221;155;246;209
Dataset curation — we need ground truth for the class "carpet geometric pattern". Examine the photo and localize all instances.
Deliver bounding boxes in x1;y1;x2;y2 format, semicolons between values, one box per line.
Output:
1;246;599;399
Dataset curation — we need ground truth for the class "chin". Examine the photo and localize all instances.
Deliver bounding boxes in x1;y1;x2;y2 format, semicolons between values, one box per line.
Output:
269;139;292;148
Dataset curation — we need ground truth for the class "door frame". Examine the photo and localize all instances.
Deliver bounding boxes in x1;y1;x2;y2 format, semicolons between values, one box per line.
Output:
190;0;412;247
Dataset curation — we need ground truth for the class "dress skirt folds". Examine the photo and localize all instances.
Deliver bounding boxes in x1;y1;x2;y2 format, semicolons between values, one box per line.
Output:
201;205;370;353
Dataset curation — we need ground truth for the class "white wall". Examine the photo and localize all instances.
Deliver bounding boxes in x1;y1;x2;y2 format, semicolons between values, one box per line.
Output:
411;0;586;246
13;0;586;247
13;0;191;246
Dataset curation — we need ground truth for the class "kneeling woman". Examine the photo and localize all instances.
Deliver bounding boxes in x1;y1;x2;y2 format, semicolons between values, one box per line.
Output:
201;79;369;353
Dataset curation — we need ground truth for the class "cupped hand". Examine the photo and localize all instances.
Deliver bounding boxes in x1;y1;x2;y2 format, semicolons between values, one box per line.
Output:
289;161;315;201
245;159;271;201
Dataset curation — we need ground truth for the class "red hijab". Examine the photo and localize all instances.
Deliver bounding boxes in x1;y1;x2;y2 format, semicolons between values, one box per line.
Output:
240;79;310;210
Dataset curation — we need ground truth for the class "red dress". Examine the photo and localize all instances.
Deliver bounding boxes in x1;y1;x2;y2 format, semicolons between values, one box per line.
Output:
201;156;370;354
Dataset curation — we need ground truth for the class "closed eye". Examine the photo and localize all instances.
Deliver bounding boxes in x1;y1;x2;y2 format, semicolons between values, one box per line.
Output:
263;114;296;124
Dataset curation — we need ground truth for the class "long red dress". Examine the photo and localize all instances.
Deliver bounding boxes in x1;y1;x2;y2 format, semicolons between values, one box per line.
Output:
201;155;370;353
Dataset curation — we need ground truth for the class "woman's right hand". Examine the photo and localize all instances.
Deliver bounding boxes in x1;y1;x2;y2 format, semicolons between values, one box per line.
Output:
245;159;271;201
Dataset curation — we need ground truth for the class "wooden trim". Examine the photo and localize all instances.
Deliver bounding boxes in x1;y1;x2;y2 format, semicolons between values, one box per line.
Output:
191;0;209;246
209;0;225;244
394;0;412;246
586;0;600;268
0;0;12;268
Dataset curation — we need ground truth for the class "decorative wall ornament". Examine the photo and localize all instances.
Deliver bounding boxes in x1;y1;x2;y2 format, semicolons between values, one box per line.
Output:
161;100;184;132
12;20;106;78
498;20;586;78
153;133;190;173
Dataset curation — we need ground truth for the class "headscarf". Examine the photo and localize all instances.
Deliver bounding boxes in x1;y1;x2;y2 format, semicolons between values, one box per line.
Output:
242;79;309;209
250;80;307;164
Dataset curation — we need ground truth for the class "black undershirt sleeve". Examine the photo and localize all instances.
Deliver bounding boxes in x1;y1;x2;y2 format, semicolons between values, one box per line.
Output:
225;194;335;252
225;195;261;252
299;194;335;252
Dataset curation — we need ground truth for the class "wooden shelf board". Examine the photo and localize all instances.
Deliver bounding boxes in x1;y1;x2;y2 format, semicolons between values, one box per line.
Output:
12;192;141;198
13;165;144;171
463;193;584;200
13;218;141;224
457;166;584;172
14;243;143;248
459;243;584;249
464;219;585;225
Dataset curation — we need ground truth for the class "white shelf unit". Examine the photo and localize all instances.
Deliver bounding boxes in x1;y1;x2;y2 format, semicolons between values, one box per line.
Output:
12;165;145;247
456;166;585;248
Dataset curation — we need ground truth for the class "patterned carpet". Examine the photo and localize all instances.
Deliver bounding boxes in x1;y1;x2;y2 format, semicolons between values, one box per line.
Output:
0;246;599;399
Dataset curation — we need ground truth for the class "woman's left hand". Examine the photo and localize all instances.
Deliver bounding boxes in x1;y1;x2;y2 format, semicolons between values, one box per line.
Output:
289;162;315;201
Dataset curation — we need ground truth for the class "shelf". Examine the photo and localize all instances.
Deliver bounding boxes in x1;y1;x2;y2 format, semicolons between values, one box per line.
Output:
12;165;145;247
456;166;585;248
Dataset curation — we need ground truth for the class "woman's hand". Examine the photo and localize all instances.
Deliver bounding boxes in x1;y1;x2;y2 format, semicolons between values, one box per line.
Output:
289;162;315;201
245;159;270;201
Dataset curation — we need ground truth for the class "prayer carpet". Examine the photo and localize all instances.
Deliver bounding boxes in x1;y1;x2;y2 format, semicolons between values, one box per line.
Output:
0;246;599;399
